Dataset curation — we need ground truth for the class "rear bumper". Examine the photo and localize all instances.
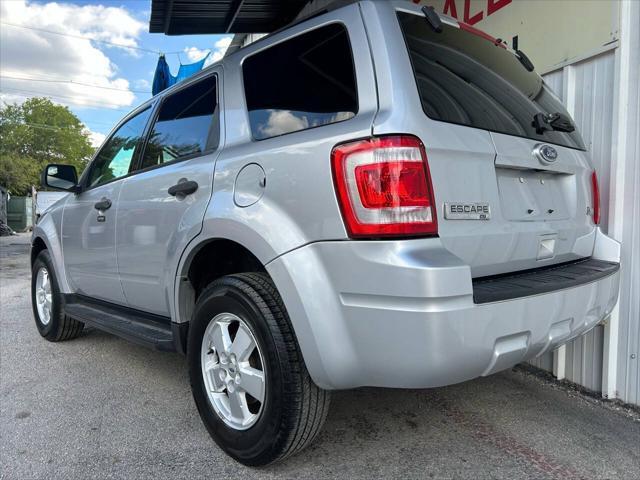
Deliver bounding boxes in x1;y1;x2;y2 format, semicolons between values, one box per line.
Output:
472;258;619;304
267;228;620;390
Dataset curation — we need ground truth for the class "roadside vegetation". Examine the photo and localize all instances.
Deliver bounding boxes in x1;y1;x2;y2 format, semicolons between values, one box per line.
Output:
0;98;94;195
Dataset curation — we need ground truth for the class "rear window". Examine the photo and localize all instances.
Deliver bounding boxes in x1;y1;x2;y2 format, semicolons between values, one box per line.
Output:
397;12;586;150
243;23;358;140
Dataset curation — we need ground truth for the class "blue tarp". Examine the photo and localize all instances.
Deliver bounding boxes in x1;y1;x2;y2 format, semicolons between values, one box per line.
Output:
152;53;210;95
152;55;172;95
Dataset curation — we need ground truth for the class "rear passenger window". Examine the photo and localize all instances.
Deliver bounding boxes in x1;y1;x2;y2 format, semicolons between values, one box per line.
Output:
141;75;217;169
243;23;358;140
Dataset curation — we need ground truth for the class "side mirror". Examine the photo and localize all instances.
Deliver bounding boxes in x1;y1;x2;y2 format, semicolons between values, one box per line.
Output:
41;164;80;192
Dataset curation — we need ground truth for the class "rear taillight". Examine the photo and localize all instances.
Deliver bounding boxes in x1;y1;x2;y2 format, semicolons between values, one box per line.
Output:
331;135;437;238
591;170;600;225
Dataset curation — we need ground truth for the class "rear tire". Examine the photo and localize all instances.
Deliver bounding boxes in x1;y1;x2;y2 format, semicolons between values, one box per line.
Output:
31;249;84;342
187;272;330;466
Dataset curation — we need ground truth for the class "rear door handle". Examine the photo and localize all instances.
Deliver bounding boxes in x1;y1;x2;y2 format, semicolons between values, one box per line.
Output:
168;179;198;197
94;198;112;210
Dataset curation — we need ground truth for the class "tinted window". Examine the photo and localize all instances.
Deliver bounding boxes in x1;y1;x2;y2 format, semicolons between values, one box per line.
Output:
141;75;217;169
88;108;151;188
397;12;585;150
243;23;358;140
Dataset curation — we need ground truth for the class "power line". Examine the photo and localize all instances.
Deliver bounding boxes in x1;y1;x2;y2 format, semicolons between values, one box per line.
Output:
1;87;132;110
0;74;152;94
0;22;183;56
0;85;133;104
0;87;132;111
1;122;82;133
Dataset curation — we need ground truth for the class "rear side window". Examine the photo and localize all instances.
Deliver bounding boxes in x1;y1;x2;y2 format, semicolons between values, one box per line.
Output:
397;12;585;150
243;23;358;140
141;75;217;169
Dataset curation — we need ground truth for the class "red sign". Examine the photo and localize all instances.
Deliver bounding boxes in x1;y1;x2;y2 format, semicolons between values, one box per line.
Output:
412;0;512;26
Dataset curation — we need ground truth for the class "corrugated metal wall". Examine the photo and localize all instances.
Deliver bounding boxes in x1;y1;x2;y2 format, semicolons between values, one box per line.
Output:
616;103;639;404
563;51;615;392
614;0;640;406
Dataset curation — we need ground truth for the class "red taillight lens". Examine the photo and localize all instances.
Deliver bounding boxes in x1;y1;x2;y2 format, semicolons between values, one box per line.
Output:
355;162;430;208
591;170;600;225
331;135;437;238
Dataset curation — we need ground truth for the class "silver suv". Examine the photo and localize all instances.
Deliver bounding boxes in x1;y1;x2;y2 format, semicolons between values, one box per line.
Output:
32;1;621;466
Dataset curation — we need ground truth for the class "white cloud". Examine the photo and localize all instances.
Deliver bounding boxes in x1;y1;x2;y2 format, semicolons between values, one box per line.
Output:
259;110;309;138
183;35;233;68
184;46;210;62
0;0;145;110
256;110;355;138
133;78;151;90
86;129;106;148
214;36;232;53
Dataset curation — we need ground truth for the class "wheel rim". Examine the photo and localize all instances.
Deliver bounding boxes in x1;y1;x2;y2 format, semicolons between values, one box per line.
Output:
201;312;266;430
35;267;52;326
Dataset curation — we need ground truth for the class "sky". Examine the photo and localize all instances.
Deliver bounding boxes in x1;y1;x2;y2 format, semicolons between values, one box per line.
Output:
0;0;232;146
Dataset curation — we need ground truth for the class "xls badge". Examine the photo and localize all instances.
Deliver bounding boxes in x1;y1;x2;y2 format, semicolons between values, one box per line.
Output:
444;203;491;220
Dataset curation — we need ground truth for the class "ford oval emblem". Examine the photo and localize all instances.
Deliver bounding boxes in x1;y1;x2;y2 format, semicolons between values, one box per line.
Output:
534;144;558;164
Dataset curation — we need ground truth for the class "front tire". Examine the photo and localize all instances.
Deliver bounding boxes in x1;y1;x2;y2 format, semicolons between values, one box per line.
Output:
31;249;84;341
187;273;330;466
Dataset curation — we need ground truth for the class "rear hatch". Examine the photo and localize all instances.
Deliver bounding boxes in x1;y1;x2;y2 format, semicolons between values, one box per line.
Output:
394;10;597;277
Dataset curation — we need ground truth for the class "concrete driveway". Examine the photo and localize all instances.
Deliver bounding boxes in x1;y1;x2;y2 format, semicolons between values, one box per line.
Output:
1;233;639;480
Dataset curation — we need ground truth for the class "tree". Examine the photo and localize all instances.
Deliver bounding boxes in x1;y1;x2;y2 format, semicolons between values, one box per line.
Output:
0;98;94;195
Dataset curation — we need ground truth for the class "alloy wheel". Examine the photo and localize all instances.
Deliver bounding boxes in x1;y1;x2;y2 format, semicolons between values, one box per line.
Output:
200;312;266;430
35;267;52;326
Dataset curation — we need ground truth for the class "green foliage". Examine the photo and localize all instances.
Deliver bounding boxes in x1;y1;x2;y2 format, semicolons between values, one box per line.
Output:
0;98;94;195
0;153;42;196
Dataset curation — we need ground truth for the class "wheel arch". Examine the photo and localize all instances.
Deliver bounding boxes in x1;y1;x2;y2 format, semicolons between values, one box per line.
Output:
31;236;48;266
174;236;273;330
31;212;73;294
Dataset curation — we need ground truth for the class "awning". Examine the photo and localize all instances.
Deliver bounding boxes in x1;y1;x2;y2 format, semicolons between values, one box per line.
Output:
149;0;309;35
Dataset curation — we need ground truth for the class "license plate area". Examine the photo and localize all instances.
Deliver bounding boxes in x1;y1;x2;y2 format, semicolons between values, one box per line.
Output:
496;168;573;221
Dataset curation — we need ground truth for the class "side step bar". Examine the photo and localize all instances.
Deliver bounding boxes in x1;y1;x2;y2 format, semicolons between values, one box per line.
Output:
63;294;176;352
472;258;620;304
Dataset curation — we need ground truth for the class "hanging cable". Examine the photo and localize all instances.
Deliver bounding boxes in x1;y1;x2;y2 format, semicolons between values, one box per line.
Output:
0;87;133;111
0;74;152;94
0;22;184;55
1;122;83;133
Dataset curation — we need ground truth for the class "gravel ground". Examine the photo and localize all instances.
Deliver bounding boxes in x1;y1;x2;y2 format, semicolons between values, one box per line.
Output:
1;233;639;480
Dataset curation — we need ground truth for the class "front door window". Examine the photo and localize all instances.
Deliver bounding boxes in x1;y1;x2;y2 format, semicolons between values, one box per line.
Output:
87;108;152;188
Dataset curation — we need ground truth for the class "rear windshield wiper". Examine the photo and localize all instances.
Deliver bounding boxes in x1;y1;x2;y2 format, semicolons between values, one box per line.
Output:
422;6;443;33
532;112;576;134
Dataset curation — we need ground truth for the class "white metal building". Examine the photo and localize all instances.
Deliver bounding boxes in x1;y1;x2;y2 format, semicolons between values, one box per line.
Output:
228;0;640;407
